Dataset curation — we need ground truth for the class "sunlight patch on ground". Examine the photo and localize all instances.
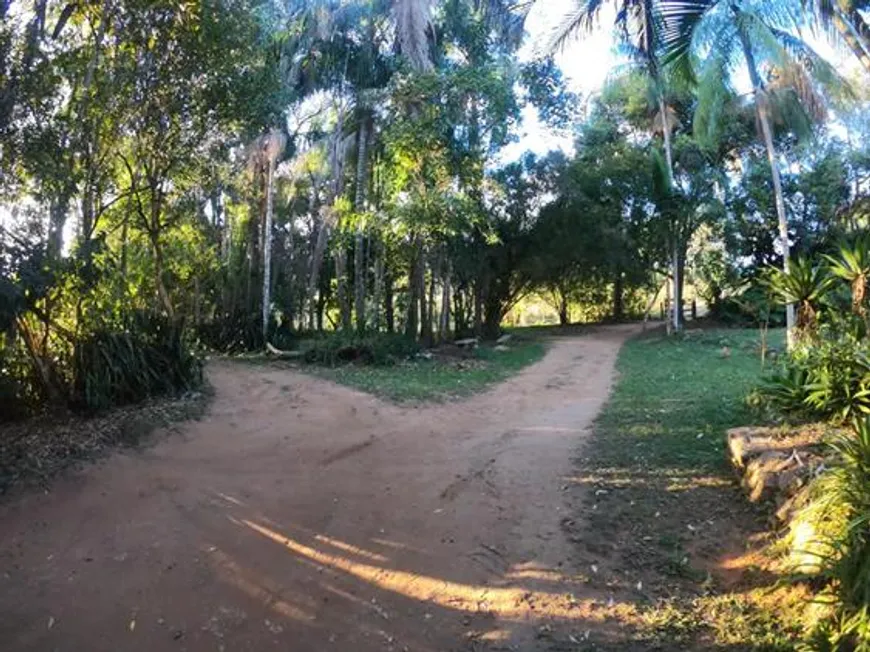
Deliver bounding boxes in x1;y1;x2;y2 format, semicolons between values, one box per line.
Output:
207;545;316;622
238;518;617;622
314;534;389;563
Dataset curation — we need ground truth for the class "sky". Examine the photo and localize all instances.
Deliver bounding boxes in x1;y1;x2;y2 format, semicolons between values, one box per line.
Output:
499;0;621;162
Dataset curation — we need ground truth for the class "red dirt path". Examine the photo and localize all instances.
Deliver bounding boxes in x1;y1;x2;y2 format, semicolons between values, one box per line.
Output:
0;324;639;651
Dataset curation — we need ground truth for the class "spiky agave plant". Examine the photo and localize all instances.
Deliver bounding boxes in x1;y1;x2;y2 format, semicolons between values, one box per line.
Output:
824;233;870;317
765;256;835;337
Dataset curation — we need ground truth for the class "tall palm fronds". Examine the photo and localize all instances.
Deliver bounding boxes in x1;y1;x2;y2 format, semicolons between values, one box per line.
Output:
548;0;659;67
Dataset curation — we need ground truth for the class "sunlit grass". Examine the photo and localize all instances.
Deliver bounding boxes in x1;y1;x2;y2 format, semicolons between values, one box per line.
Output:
595;327;786;472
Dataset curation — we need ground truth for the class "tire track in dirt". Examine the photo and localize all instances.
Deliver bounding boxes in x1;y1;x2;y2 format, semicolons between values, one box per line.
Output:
0;324;640;652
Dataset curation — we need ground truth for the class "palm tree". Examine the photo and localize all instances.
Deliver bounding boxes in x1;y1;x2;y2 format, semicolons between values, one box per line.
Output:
661;0;843;346
248;130;286;341
547;0;688;331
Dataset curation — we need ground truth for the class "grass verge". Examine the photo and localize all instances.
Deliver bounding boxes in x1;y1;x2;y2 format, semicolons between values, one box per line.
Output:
306;339;547;403
567;327;809;650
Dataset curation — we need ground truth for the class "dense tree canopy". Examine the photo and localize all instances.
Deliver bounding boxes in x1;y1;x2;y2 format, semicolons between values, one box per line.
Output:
4;0;870;418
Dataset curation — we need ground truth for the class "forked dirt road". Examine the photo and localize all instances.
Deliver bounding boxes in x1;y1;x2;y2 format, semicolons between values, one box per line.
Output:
0;324;639;651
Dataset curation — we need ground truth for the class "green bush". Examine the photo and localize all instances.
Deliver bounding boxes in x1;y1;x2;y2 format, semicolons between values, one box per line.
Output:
301;332;420;367
0;347;33;422
713;285;786;327
756;324;870;423
797;418;870;651
72;313;202;412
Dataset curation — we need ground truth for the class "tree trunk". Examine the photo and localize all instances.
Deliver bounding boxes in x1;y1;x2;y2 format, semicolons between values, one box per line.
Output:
335;247;352;331
307;202;332;325
418;255;434;346
737;22;795;344
439;260;451;341
316;271;329;332
558;291;569;327
405;240;420;339
373;239;384;331
152;239;174;319
262;156;274;341
422;256;435;346
672;237;681;330
354;232;366;332
482;298;502;341
473;281;483;337
384;270;395;333
665;268;672;335
354;119;369;332
47;192;71;258
613;268;624;321
454;288;467;336
658;94;682;334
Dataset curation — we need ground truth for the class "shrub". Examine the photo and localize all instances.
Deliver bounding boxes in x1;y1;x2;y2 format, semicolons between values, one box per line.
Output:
712;284;786;328
796;418;870;651
301;332;420;367
756;324;870;424
0;347;33;422
72;313;202;412
197;310;263;353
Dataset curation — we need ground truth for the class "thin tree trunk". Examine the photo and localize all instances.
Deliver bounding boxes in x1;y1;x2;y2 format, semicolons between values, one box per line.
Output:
152;240;174;318
405;238;421;339
439;259;451;341
672;237;681;328
454;288;466;336
47;192;71;258
558;289;569;327
737;24;795;344
665;270;672;336
473;280;483;337
373;239;384;331
658;94;681;333
354;119;368;332
385;270;395;333
336;247;352;331
307;207;332;322
422;256;435;346
262;156;274;341
613;268;624;321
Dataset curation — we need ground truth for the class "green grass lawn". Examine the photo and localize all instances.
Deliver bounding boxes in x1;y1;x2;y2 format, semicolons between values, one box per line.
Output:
571;326;808;650
305;339;547;403
595;327;784;472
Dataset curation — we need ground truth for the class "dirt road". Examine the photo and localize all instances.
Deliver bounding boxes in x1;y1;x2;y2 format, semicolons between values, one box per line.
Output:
0;325;639;652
